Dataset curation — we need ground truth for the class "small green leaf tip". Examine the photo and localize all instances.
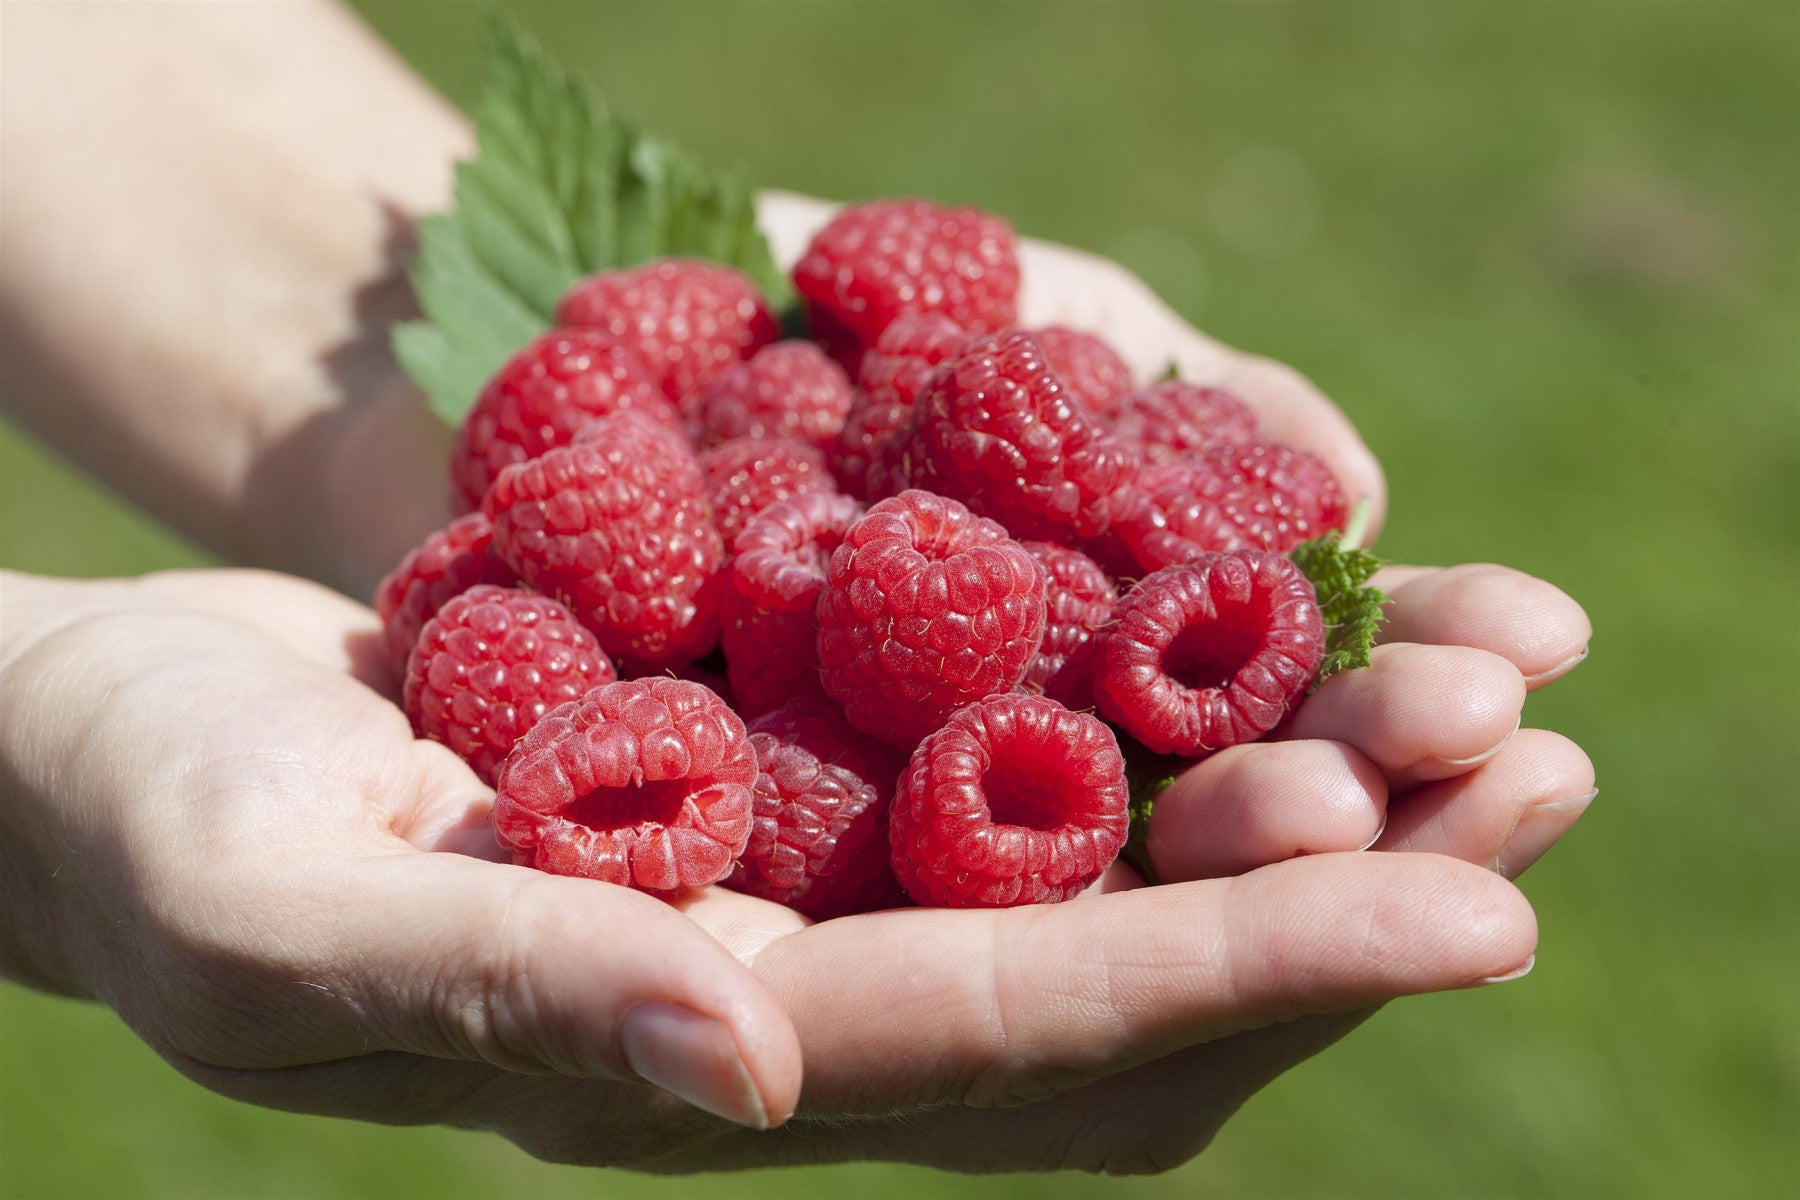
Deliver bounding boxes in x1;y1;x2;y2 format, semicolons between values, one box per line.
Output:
1288;499;1387;687
392;14;788;424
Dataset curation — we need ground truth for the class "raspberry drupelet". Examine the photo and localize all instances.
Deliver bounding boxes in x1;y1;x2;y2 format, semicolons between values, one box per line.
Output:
721;492;865;718
729;696;906;920
815;490;1047;750
492;677;756;893
889;693;1129;907
1093;551;1325;756
403;586;616;783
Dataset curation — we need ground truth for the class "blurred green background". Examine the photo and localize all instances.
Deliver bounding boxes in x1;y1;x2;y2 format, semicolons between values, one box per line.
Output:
3;1;1796;1197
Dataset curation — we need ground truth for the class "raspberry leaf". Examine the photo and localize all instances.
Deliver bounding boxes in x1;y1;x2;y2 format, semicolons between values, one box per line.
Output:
1120;744;1182;886
394;16;789;423
1288;525;1387;687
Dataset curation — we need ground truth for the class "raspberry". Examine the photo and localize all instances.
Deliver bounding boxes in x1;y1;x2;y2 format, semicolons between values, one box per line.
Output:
403;586;616;783
834;313;971;499
374;512;516;678
889;693;1128;907
698;437;838;546
697;340;855;450
1029;326;1135;416
484;411;724;668
791;199;1019;371
449;329;675;514
721;492;864;718
1116;442;1349;571
556;259;780;415
1092;551;1324;756
1017;542;1117;709
1108;381;1263;467
816;490;1047;749
907;331;1141;543
728;696;906;919
492;678;756;893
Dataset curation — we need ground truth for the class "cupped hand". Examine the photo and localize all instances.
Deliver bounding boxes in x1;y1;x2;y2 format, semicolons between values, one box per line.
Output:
0;555;1587;1175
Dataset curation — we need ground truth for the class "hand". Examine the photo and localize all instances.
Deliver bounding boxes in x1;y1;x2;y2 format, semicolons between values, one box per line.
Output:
0;555;1588;1174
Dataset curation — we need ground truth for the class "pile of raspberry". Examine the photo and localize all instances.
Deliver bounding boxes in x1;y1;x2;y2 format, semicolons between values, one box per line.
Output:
376;198;1348;917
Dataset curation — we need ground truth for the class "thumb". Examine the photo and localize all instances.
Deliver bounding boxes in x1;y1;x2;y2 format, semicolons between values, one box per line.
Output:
321;852;801;1129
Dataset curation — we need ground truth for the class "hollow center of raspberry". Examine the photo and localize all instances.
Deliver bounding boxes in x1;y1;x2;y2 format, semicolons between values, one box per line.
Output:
981;753;1074;832
564;777;691;832
1162;600;1267;692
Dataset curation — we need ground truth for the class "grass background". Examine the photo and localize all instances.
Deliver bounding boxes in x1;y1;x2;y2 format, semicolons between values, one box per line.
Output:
2;1;1796;1197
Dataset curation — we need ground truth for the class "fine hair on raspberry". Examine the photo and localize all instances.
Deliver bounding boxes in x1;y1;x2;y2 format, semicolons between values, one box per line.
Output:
889;693;1128;907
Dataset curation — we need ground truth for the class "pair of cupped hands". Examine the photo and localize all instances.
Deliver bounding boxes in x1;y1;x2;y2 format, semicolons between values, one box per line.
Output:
0;195;1595;1175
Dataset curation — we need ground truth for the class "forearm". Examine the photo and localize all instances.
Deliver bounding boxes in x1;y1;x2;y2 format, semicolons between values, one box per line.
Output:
0;2;468;596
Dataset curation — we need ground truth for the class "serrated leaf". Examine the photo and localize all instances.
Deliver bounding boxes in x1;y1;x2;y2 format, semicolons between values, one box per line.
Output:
395;16;792;423
1289;531;1388;686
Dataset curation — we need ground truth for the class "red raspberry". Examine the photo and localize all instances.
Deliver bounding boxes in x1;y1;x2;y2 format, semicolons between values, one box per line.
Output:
834;313;972;499
403;586;616;783
1116;442;1349;571
698;437;838;546
728;696;906;920
1108;380;1263;467
697;340;855;450
721;492;864;718
1092;551;1324;756
1029;326;1135;416
889;693;1128;907
484;412;723;668
374;512;516;679
492;678;756;893
1017;542;1117;709
791;199;1019;371
449;329;675;514
816;490;1047;749
907;331;1141;543
556;259;780;415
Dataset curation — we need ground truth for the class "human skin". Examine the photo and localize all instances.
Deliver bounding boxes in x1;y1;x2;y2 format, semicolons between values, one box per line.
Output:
0;0;1595;1174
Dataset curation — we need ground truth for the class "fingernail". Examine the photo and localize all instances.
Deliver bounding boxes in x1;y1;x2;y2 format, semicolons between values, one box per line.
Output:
1437;718;1521;769
1356;812;1389;852
1523;646;1589;687
1477;954;1536;985
1495;787;1598;879
620;1002;769;1130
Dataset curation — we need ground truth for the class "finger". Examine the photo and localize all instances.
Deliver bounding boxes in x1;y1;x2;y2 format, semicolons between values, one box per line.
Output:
131;568;392;689
1375;564;1592;689
1148;739;1388;881
1287;643;1526;787
1376;728;1597;879
735;851;1535;1115
279;851;803;1130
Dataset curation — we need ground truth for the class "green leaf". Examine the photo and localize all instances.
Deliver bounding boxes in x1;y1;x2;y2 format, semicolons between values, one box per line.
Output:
1288;529;1388;687
393;16;791;424
1120;746;1184;886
